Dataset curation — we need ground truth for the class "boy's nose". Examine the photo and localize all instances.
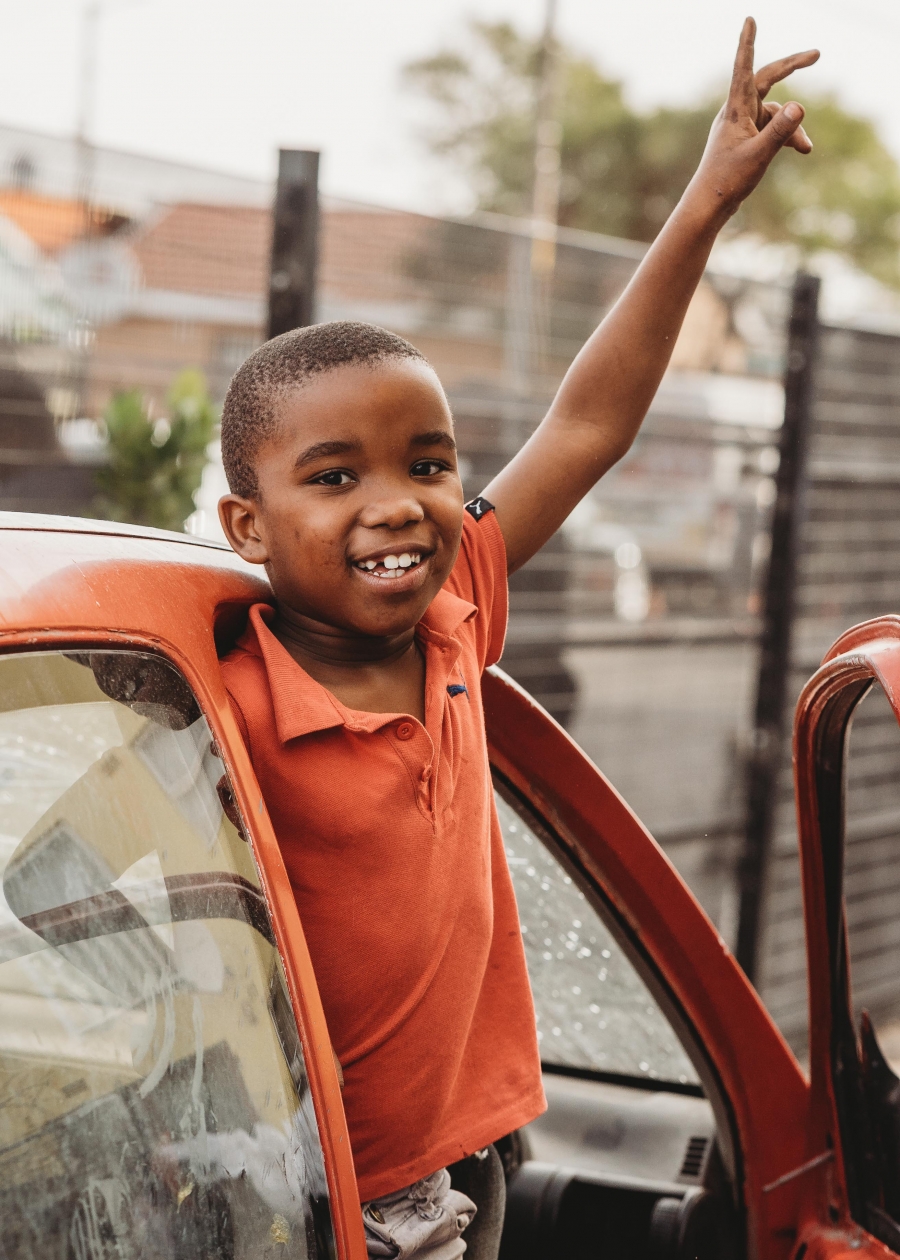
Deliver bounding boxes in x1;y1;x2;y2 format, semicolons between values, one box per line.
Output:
358;494;425;531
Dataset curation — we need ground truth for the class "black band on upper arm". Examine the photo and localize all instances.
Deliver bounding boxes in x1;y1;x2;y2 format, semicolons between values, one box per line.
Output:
464;497;495;521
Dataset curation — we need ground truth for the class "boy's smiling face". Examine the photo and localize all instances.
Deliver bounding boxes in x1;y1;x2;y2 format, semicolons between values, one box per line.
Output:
220;358;465;641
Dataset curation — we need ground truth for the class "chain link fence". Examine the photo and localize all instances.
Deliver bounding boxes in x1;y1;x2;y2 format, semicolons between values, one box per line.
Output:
0;125;796;946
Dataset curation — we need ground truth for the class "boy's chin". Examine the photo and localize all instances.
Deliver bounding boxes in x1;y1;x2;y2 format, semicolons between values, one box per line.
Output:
344;603;429;640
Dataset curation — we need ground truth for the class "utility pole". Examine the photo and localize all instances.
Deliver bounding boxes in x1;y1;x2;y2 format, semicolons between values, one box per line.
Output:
267;150;320;339
76;1;101;229
75;1;147;224
504;0;563;393
531;0;563;277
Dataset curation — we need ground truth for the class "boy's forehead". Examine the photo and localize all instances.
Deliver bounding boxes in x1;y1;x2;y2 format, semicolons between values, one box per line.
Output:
273;358;453;445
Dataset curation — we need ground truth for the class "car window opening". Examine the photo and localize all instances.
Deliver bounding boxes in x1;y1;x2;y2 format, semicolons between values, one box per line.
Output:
493;773;742;1260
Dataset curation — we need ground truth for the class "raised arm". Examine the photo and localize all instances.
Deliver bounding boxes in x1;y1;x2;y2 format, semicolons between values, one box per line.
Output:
484;18;819;573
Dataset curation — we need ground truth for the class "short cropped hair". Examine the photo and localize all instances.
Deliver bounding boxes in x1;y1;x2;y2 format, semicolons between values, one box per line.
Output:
221;321;427;498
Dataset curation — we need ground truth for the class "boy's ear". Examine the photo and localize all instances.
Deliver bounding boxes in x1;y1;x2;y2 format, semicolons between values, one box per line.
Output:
218;494;269;565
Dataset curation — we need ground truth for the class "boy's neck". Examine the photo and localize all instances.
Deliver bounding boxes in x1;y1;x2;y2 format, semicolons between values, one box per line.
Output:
272;604;417;668
271;604;427;722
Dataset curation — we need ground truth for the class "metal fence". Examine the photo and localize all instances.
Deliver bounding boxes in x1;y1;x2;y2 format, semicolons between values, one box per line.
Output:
747;295;900;1049
0;127;796;953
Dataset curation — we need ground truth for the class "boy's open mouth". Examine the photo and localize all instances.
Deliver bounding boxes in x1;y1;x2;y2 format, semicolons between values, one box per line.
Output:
353;552;423;580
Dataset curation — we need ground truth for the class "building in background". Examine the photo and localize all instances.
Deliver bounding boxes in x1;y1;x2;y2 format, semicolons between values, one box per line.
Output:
0;124;788;626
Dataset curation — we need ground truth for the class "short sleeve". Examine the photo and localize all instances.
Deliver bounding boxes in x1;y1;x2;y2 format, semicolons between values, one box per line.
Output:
444;509;509;669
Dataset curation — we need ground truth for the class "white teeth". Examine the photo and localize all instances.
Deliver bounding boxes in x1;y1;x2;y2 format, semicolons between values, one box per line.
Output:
356;552;423;573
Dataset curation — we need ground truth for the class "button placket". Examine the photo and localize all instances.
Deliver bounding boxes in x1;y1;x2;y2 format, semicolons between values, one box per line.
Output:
386;720;435;822
419;761;434;814
420;637;462;810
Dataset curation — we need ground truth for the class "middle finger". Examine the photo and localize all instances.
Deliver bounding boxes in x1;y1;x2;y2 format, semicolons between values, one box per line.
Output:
755;49;820;98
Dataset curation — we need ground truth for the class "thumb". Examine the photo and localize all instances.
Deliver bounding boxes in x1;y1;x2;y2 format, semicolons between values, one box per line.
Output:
757;101;805;159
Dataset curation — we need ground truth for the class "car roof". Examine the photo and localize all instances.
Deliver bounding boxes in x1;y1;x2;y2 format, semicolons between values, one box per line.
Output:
0;510;269;641
0;511;231;551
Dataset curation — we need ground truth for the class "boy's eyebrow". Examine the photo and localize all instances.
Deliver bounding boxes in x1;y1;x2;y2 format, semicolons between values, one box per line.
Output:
294;431;456;469
294;439;362;468
411;430;457;451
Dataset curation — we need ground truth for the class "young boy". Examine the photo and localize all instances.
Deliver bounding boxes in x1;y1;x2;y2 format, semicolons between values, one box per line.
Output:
218;21;817;1260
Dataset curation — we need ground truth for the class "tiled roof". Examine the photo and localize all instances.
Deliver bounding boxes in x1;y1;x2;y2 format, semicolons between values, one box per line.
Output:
131;202;271;299
0;189;92;253
131;201;438;303
0;189;507;318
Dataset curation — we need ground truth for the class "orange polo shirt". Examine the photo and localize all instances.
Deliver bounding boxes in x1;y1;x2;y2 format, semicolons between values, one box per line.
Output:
220;510;545;1200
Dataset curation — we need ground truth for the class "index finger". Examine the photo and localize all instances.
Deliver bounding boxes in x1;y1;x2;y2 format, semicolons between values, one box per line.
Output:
727;16;758;110
755;48;820;97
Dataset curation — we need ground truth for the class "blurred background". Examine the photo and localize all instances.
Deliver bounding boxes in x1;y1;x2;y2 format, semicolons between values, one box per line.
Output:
3;0;900;1054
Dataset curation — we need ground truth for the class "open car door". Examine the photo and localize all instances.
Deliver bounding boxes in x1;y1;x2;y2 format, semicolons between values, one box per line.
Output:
792;614;900;1260
481;663;868;1260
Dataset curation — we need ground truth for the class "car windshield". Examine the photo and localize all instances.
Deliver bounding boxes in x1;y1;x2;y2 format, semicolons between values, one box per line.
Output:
0;649;335;1260
496;784;700;1090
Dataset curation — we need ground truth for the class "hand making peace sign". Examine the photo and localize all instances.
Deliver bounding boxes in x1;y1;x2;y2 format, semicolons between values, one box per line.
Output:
692;17;819;222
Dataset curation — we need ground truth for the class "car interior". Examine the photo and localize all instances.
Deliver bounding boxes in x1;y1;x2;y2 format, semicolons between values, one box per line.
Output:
491;779;741;1260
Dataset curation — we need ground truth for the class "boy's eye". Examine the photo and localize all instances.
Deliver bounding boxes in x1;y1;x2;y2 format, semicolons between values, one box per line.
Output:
311;469;355;487
411;459;449;478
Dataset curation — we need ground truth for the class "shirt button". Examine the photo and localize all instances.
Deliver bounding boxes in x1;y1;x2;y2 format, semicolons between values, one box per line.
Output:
396;722;415;740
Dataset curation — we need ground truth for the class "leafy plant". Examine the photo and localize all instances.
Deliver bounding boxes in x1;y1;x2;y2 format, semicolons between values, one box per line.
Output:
94;369;216;531
404;20;900;285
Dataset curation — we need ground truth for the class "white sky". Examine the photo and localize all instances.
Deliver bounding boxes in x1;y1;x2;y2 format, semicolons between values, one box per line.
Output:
1;0;899;213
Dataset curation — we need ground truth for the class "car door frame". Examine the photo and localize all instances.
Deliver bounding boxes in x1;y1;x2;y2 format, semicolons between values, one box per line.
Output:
792;614;900;1260
482;665;815;1260
0;528;369;1260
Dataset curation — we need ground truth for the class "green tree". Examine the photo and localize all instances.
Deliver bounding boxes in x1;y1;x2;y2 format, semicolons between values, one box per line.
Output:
404;20;900;284
94;369;216;531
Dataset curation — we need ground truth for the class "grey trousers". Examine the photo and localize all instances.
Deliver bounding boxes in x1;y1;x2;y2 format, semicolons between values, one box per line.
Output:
448;1146;506;1260
362;1145;506;1260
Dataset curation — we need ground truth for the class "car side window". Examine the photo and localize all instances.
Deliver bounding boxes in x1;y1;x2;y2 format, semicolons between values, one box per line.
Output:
0;649;335;1260
495;780;700;1089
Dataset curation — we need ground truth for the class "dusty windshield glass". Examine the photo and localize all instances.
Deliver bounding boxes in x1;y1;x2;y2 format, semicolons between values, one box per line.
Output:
496;785;700;1089
0;649;335;1260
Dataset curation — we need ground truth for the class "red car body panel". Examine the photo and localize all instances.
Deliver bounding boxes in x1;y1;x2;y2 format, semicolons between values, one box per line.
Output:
484;669;810;1260
0;523;368;1260
0;515;894;1260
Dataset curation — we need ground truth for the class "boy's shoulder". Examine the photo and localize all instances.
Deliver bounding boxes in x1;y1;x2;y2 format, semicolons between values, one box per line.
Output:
220;606;269;671
437;502;508;669
445;499;505;597
218;608;274;744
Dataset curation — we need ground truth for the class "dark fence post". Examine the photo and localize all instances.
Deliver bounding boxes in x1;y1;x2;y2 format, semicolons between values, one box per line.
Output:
267;149;320;340
735;272;820;983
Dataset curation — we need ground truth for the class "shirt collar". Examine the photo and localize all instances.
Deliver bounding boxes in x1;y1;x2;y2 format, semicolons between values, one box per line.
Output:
418;586;477;642
239;588;477;744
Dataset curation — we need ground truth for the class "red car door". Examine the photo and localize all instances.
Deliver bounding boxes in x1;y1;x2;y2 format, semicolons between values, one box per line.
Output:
482;666;816;1260
790;614;900;1260
0;518;367;1260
